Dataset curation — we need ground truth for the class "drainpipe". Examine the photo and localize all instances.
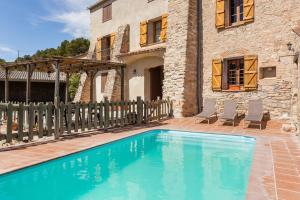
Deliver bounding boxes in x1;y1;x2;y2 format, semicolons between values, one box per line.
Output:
196;0;203;113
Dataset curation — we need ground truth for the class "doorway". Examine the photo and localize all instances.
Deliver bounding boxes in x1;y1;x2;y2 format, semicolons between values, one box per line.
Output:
149;66;163;100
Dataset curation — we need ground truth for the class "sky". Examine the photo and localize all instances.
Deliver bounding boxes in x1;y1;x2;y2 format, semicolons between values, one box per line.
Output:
0;0;95;61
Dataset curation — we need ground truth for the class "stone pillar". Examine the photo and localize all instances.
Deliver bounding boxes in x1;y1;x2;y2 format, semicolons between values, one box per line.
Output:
163;0;198;117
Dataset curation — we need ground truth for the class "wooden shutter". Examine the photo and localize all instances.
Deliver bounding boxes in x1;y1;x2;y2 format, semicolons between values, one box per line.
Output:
110;33;116;48
140;21;148;46
103;4;112;22
160;14;168;42
212;59;223;91
244;55;258;90
216;0;225;28
244;0;254;22
96;37;102;60
222;62;228;90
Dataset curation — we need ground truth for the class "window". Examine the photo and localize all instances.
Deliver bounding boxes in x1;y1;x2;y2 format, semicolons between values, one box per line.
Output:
227;58;244;90
215;0;254;29
103;3;112;22
140;14;167;46
101;73;108;93
153;20;162;43
230;0;243;24
101;35;111;61
212;55;258;91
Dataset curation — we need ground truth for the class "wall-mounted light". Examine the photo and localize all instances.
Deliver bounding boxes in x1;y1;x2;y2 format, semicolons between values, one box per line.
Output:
133;69;137;75
287;42;293;51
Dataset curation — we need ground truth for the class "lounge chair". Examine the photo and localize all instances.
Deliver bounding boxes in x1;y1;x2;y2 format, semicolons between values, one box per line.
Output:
195;98;217;124
244;99;264;130
219;100;238;126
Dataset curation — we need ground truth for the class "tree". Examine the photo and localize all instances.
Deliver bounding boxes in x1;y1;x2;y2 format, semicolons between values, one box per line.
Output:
0;58;5;64
16;38;90;61
69;74;81;100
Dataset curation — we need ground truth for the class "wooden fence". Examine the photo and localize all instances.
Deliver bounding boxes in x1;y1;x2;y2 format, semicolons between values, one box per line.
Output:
0;97;173;143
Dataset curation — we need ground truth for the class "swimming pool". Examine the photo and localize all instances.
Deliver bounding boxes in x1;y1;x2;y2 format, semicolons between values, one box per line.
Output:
0;130;255;200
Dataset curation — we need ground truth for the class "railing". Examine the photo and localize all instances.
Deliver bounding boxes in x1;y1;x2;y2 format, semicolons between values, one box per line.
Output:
0;97;173;144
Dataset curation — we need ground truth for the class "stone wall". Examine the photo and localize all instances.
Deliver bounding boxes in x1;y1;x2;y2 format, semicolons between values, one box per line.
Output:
202;0;300;122
164;0;198;117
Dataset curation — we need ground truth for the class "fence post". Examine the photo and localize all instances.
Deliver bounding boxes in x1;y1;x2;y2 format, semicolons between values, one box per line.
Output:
87;102;92;130
38;103;44;138
28;103;34;141
157;97;161;121
18;103;24;141
104;97;109;131
59;102;65;136
46;103;53;136
67;103;72;134
74;102;79;133
137;96;143;125
6;103;13;143
168;97;174;117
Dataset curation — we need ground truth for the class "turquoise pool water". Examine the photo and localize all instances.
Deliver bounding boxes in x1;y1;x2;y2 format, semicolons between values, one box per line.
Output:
0;130;255;200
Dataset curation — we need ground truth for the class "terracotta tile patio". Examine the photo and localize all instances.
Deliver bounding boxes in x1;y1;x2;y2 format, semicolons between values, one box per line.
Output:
1;117;300;200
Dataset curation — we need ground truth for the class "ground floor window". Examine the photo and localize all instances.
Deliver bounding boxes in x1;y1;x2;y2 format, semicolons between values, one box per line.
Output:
227;58;244;90
212;55;258;91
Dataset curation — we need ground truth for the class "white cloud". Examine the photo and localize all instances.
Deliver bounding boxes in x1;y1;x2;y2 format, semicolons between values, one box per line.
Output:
42;0;95;38
0;46;17;55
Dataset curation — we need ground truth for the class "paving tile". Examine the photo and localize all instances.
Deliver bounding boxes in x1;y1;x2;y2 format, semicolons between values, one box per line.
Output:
0;117;300;200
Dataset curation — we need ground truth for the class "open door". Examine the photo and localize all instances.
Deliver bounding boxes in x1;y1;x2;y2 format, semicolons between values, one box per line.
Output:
149;66;163;100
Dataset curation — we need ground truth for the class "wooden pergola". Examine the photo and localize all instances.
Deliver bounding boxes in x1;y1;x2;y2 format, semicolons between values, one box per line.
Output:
0;56;126;106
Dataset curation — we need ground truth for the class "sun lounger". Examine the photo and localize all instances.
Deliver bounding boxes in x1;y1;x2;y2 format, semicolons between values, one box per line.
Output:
195;98;217;124
219;100;237;126
244;99;264;130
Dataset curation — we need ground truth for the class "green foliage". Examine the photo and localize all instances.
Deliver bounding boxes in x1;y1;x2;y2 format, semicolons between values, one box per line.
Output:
0;58;5;64
69;74;81;100
16;37;90;61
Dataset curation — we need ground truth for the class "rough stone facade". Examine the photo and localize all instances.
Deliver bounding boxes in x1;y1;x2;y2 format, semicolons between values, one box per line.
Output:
202;0;300;128
164;0;198;117
85;0;300;128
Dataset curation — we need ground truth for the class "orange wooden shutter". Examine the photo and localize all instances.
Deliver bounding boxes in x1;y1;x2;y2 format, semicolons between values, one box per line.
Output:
160;14;168;42
212;59;223;91
140;21;148;46
244;0;254;22
110;32;116;48
216;0;225;28
96;37;102;60
244;55;258;90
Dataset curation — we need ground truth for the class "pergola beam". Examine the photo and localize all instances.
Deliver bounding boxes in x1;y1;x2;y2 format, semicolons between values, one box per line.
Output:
26;64;33;104
53;62;60;139
89;71;96;102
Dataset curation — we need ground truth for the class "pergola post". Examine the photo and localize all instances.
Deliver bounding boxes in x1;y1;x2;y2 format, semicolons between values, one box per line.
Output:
65;72;70;103
121;66;125;101
26;64;32;104
4;68;9;102
89;71;95;102
53;62;60;138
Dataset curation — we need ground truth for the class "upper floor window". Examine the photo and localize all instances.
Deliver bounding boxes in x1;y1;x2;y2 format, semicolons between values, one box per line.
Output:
230;0;243;24
215;0;254;29
153;20;162;43
103;3;112;22
96;33;115;61
140;14;168;47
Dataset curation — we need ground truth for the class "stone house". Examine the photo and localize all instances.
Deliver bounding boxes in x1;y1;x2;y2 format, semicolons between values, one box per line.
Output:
77;0;300;129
